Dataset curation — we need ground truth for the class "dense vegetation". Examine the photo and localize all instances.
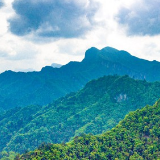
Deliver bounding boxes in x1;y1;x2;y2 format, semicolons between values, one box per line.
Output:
0;151;17;160
1;75;160;154
18;99;160;160
1;46;160;112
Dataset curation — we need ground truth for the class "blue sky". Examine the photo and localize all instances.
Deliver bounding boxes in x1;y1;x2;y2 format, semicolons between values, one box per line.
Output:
0;0;160;72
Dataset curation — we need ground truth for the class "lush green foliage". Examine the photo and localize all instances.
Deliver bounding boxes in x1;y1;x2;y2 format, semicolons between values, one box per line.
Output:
1;47;160;111
0;151;17;160
1;75;160;154
19;100;160;160
0;105;43;153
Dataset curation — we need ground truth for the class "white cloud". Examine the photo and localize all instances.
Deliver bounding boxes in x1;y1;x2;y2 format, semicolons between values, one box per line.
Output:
117;0;160;36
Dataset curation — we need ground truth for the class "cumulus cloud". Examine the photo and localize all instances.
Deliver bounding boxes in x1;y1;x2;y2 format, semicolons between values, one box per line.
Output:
8;0;98;38
117;0;160;36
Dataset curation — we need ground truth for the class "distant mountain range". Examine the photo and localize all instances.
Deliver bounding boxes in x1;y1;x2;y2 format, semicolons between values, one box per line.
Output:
51;63;62;68
1;75;160;153
1;46;160;111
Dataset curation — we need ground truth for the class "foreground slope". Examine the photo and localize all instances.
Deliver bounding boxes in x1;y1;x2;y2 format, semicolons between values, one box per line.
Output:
1;75;160;153
19;99;160;160
1;47;160;111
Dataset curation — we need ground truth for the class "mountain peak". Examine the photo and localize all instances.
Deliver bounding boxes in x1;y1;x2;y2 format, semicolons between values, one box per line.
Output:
101;46;119;53
83;46;133;63
41;66;54;73
51;63;62;68
84;47;100;61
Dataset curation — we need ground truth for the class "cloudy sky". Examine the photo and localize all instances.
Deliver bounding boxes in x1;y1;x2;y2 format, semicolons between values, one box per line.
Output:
0;0;160;72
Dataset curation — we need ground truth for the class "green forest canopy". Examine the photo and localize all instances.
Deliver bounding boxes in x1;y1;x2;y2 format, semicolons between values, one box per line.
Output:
19;99;160;160
1;75;160;155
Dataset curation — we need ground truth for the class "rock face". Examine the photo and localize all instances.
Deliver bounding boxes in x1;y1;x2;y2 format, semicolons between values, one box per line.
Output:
115;93;128;103
0;46;160;111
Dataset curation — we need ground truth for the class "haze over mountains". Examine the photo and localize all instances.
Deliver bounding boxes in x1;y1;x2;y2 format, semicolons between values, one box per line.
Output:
1;46;160;113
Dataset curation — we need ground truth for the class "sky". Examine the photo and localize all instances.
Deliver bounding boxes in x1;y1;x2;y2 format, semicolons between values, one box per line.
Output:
0;0;160;72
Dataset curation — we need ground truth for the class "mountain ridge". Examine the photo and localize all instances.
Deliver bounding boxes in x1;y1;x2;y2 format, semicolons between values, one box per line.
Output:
1;75;160;154
1;46;160;111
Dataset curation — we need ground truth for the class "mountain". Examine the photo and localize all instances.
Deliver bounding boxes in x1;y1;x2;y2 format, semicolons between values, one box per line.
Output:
18;99;160;160
1;75;160;154
1;46;160;112
51;63;62;68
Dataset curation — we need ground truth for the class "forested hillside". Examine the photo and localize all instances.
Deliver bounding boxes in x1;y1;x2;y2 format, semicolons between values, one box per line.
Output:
19;99;160;160
1;75;160;154
1;47;160;112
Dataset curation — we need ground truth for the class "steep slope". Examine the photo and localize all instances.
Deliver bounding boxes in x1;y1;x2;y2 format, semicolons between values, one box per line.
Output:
1;75;160;153
1;47;160;111
19;99;160;160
